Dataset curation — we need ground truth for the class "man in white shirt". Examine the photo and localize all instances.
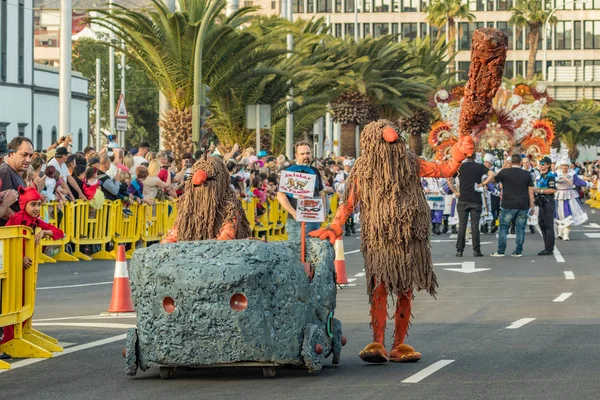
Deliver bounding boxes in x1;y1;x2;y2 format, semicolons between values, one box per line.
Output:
132;142;150;173
47;147;82;199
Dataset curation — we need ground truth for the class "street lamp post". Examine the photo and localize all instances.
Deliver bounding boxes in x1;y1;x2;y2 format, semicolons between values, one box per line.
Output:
543;0;585;81
191;0;223;152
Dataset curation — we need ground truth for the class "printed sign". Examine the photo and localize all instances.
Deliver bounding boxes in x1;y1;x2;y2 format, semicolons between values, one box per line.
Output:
426;195;445;211
296;198;325;223
278;170;316;198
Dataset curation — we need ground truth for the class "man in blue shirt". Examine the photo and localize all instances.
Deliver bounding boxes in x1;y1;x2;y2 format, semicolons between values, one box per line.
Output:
277;141;324;242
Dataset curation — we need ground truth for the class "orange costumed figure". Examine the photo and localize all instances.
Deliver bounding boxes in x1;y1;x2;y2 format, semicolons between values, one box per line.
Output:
310;28;507;364
161;154;251;243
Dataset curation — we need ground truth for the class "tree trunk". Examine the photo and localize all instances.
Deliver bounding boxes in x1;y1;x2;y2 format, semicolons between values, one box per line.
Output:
567;144;579;161
159;107;193;162
526;26;540;80
409;133;423;156
448;19;456;73
340;122;357;157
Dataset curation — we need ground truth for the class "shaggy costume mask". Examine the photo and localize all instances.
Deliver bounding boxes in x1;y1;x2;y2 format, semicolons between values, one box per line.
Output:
161;155;251;243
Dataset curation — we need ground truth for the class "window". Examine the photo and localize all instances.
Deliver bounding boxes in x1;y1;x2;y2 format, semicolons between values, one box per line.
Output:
344;0;354;12
476;0;484;10
345;23;356;38
18;123;27;137
496;0;512;10
575;21;582;49
364;0;371;12
419;22;427;38
555;21;572;49
374;0;390;11
1;0;7;82
271;0;276;9
584;21;600;49
516;60;524;77
419;0;426;11
458;62;470;81
292;0;304;12
575;60;582;67
392;23;399;36
308;0;314;12
18;0;24;84
458;22;475;50
504;60;514;78
401;0;417;11
363;23;371;37
401;23;417;41
373;23;389;37
36;126;43;150
317;0;332;11
496;22;512;50
243;0;253;6
51;126;57;145
0;122;8;137
487;0;493;11
525;26;542;50
516;27;524;50
335;23;342;37
430;25;446;43
583;0;600;9
336;0;343;12
555;60;572;66
78;129;83;152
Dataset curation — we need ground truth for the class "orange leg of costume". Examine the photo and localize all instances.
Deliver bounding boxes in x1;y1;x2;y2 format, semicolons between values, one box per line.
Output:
359;282;389;363
389;290;421;362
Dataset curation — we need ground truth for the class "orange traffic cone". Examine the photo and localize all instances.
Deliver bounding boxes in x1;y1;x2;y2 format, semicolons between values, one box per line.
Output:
334;237;350;285
107;245;135;313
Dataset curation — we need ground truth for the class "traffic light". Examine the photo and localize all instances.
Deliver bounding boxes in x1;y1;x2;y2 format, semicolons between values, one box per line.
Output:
192;85;211;143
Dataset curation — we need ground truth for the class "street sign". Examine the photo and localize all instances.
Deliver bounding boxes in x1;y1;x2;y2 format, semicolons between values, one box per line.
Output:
246;104;271;129
296;198;325;223
115;93;128;119
116;118;128;131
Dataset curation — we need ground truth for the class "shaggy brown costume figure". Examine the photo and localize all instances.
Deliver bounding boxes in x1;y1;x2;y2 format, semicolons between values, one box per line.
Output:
161;155;251;243
311;27;506;365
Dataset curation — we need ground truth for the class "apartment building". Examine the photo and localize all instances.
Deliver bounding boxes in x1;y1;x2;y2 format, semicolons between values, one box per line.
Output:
253;0;600;100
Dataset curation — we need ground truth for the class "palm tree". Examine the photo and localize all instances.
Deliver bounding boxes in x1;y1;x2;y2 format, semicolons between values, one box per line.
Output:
546;100;600;160
509;0;557;80
398;35;455;155
329;36;432;157
425;0;475;74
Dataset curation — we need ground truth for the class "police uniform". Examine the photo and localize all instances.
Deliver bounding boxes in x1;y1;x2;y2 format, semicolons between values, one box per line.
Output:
535;169;557;254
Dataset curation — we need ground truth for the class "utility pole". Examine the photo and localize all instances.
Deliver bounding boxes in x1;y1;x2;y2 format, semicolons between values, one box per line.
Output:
58;0;72;137
120;39;125;147
226;0;238;16
159;0;176;150
109;0;115;138
285;0;294;160
96;59;101;151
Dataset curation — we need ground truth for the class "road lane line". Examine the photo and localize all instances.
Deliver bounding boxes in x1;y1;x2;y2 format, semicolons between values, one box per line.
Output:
564;271;575;280
0;334;127;374
344;249;360;255
584;233;600;238
354;272;365;277
505;318;536;329
402;360;455;383
33;322;136;329
347;278;357;283
38;282;113;290
34;314;137;322
535;226;565;262
553;293;573;302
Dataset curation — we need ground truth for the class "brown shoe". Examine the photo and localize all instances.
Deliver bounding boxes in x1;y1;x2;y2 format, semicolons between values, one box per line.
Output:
359;342;389;363
389;344;421;363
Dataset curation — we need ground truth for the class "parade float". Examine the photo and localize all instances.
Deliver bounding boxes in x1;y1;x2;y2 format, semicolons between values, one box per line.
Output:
428;82;555;163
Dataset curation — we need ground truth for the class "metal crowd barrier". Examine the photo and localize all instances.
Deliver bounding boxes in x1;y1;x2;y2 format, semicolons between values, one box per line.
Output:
0;226;63;369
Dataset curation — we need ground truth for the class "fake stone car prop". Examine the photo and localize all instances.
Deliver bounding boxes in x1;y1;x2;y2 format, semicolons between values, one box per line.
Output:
124;239;345;379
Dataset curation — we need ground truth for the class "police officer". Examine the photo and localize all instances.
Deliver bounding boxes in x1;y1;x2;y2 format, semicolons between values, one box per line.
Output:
533;156;557;256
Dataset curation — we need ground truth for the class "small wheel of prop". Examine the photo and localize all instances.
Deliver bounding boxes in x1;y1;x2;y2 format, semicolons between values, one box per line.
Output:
262;367;277;378
332;318;343;365
125;328;139;377
159;367;175;380
301;324;329;375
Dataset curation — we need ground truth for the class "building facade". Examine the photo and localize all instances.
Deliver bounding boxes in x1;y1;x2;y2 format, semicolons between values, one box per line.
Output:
1;0;90;151
254;0;600;101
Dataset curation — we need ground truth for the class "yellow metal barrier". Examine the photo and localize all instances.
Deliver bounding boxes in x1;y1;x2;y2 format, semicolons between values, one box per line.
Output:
0;226;63;369
39;202;78;264
70;200;115;260
140;202;167;246
112;201;142;259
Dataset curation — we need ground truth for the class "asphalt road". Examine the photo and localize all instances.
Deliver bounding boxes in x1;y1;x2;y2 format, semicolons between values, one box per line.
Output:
2;208;600;399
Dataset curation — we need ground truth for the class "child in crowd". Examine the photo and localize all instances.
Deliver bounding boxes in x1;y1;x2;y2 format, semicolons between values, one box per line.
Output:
0;187;64;352
250;176;267;221
83;167;99;201
128;165;152;205
118;171;134;216
43;165;58;201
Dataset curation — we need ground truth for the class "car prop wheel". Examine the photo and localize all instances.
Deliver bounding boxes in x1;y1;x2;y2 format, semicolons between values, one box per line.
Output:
125;328;139;377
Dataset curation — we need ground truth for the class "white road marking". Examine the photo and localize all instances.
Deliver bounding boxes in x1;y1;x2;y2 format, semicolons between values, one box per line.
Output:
347;278;357;283
506;318;536;329
38;282;113;290
584;233;600;238
431;240;492;245
564;271;575;280
553;293;573;302
0;334;127;374
33;322;135;329
344;249;361;255
354;272;365;277
433;262;463;266
402;360;455;383
57;342;76;348
443;261;490;274
449;234;457;239
584;223;600;228
34;314;137;322
535;226;565;263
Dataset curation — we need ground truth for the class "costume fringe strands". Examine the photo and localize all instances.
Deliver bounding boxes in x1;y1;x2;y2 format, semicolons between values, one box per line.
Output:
345;120;437;302
175;156;251;241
